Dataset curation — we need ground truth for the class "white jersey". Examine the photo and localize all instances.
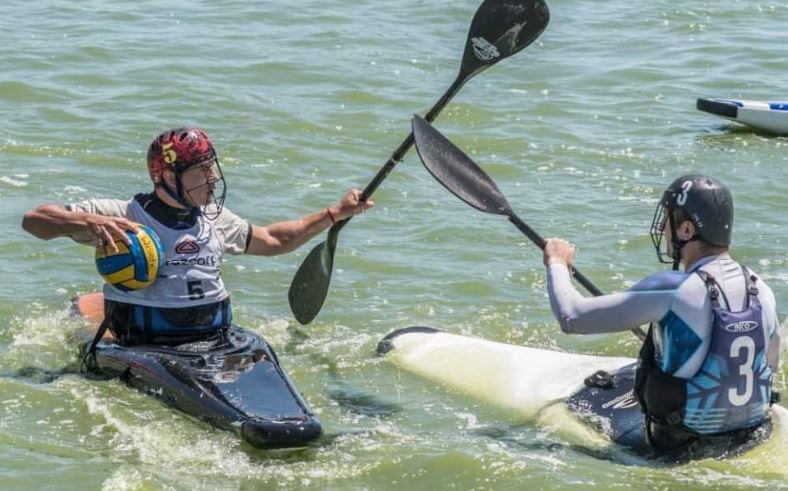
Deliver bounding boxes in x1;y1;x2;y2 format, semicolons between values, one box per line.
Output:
68;196;250;308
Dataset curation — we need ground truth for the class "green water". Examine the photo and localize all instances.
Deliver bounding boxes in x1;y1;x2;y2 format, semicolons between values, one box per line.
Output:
1;0;786;489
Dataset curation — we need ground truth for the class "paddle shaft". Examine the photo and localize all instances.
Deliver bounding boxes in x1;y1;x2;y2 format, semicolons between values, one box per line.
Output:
508;214;601;295
328;77;465;235
508;214;647;341
290;1;552;324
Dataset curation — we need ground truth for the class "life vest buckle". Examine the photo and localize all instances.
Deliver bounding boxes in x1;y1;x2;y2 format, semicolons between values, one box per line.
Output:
665;411;683;426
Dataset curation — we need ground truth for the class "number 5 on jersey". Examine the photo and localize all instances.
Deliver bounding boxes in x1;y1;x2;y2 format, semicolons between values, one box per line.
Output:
187;280;205;300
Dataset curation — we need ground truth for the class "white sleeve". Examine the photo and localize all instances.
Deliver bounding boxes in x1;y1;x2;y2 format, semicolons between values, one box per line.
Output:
546;264;675;335
213;207;251;255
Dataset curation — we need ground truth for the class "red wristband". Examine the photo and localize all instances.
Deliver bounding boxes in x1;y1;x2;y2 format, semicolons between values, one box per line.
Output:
325;207;336;224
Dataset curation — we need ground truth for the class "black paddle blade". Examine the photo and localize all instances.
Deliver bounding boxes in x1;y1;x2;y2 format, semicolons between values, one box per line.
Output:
288;232;338;325
459;0;550;80
287;1;549;325
412;115;512;215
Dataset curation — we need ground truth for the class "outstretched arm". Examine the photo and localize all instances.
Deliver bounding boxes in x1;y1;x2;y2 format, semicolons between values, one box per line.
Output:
245;189;373;256
543;237;674;335
547;263;675;334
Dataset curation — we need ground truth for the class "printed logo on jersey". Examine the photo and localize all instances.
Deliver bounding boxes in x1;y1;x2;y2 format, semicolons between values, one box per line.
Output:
471;37;500;61
175;238;200;254
167;235;217;267
724;321;759;333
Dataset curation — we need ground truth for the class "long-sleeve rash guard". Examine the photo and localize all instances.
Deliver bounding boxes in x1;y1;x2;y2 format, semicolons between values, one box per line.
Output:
546;255;781;379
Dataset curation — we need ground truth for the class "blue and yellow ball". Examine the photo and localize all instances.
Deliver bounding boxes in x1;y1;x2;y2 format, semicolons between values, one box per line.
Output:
95;224;163;291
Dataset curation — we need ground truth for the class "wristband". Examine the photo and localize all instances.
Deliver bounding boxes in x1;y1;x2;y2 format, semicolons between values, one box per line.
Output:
325;207;336;225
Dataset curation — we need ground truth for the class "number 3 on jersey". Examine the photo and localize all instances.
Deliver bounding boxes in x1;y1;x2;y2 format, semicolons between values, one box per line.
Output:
187;280;205;300
728;335;755;406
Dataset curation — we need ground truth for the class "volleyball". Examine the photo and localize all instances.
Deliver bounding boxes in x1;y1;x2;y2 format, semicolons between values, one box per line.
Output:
95;224;163;291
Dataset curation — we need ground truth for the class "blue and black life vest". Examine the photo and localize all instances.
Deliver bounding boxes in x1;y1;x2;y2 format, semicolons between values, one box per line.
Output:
635;267;776;443
104;297;232;345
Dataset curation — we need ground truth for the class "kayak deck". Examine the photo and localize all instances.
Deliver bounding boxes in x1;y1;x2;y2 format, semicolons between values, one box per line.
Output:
74;294;322;449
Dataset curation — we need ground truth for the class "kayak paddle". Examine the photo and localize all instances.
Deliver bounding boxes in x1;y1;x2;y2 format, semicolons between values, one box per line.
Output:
288;0;551;324
410;115;646;341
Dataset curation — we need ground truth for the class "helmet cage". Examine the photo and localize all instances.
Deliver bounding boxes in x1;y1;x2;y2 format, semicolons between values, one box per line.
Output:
650;186;704;270
650;201;675;265
178;149;226;220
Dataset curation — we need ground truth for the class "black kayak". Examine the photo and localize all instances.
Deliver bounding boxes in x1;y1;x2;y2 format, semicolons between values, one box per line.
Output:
74;295;321;449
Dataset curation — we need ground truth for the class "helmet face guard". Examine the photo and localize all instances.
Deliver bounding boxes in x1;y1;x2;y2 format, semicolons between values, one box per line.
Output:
650;196;684;268
650;174;733;270
179;149;227;220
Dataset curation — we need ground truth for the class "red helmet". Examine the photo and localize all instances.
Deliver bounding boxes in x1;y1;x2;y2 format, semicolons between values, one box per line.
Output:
147;127;216;183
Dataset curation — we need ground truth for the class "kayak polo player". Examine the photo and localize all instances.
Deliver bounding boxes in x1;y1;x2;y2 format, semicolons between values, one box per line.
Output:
22;126;373;345
544;174;781;451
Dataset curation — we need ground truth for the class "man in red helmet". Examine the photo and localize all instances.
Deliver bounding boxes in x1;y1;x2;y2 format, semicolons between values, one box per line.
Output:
22;127;373;344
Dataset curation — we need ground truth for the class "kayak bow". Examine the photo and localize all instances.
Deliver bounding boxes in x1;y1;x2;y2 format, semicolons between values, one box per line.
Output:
697;97;788;134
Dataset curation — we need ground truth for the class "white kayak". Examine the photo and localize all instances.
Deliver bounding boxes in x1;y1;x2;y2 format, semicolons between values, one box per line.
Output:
378;327;788;468
697;97;788;134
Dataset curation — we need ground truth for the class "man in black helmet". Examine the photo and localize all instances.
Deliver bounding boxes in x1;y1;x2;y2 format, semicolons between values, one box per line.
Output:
543;174;781;451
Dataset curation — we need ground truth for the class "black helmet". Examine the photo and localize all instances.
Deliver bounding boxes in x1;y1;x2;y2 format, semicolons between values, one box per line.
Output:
650;174;733;267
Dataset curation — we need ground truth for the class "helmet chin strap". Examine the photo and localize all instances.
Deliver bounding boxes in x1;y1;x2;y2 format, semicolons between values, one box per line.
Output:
667;212;701;271
669;225;683;271
159;173;198;212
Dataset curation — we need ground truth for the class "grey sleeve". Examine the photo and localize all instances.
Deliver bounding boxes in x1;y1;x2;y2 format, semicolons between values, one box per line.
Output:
768;327;781;374
66;198;131;217
759;280;781;372
546;263;674;335
214;207;251;255
63;198;132;244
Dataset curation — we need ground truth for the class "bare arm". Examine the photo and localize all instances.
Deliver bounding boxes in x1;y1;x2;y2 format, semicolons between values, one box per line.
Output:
245;189;373;256
22;203;137;250
23;204;89;240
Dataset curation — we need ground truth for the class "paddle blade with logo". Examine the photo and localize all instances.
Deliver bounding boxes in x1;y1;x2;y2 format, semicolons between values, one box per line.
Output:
457;0;550;83
288;0;550;325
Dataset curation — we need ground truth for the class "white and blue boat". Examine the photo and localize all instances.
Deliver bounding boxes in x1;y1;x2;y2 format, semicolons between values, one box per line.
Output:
697;97;788;134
